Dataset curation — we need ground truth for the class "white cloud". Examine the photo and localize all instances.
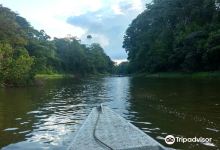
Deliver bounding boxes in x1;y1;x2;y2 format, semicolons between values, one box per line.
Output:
131;0;145;11
111;4;124;15
1;0;103;38
114;59;128;65
0;0;150;59
67;0;146;59
94;34;110;47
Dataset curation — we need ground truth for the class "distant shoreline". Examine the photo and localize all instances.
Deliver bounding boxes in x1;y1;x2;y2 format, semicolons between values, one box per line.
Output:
34;73;111;80
35;74;74;80
134;72;220;79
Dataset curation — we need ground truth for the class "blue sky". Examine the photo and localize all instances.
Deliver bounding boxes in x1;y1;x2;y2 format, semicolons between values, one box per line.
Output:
1;0;150;61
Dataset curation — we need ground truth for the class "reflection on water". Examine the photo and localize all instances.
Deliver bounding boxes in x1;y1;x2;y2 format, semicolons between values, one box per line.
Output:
0;77;220;149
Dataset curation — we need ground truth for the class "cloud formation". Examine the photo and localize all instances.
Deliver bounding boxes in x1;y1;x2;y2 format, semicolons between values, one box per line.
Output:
1;0;103;38
67;0;146;60
1;0;150;60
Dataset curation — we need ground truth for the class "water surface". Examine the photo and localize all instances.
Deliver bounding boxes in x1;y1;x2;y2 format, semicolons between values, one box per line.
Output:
0;77;219;149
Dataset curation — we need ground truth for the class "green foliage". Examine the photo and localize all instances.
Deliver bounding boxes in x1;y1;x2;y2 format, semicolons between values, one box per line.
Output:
54;39;113;75
114;62;130;75
26;39;58;74
123;0;220;73
205;30;220;70
0;5;34;86
0;5;113;86
88;43;114;73
0;43;34;86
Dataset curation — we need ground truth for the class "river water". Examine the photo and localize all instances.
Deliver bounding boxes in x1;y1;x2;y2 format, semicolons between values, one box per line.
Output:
0;76;219;149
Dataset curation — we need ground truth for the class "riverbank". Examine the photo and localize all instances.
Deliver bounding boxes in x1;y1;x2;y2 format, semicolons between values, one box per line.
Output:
135;72;220;79
35;74;75;80
34;73;113;80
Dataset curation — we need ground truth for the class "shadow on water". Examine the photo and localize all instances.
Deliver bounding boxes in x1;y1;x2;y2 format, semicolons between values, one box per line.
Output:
128;77;220;150
0;76;220;149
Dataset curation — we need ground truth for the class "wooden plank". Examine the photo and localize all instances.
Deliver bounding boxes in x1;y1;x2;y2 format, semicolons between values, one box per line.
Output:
68;106;167;150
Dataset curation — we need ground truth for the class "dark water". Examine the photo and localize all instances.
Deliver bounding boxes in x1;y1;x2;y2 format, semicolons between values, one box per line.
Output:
0;77;219;150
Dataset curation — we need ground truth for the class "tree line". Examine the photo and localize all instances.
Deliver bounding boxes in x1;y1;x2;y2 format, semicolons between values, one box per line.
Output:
123;0;220;73
0;5;114;86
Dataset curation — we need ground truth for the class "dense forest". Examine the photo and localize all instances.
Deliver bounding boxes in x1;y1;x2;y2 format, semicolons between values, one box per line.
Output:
2;0;220;87
123;0;220;73
0;5;113;86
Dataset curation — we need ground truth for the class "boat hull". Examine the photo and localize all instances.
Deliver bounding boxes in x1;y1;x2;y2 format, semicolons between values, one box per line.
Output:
68;106;168;150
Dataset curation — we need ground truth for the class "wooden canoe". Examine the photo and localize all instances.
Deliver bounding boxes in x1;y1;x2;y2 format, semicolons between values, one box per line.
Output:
68;105;168;150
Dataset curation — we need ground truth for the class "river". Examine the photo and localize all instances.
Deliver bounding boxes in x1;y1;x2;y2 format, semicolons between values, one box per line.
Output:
0;76;219;149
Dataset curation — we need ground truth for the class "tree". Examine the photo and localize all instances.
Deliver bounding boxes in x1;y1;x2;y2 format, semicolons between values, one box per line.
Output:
123;0;220;73
0;5;114;86
0;43;33;86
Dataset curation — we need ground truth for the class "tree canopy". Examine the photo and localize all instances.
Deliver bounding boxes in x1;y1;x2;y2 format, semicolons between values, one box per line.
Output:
123;0;220;73
0;5;113;86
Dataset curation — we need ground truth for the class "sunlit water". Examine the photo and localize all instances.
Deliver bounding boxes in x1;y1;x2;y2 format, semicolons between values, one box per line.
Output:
0;77;219;149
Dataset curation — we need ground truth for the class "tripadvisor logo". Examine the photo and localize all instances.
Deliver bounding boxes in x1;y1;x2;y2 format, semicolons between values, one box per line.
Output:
165;135;175;145
164;135;212;145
